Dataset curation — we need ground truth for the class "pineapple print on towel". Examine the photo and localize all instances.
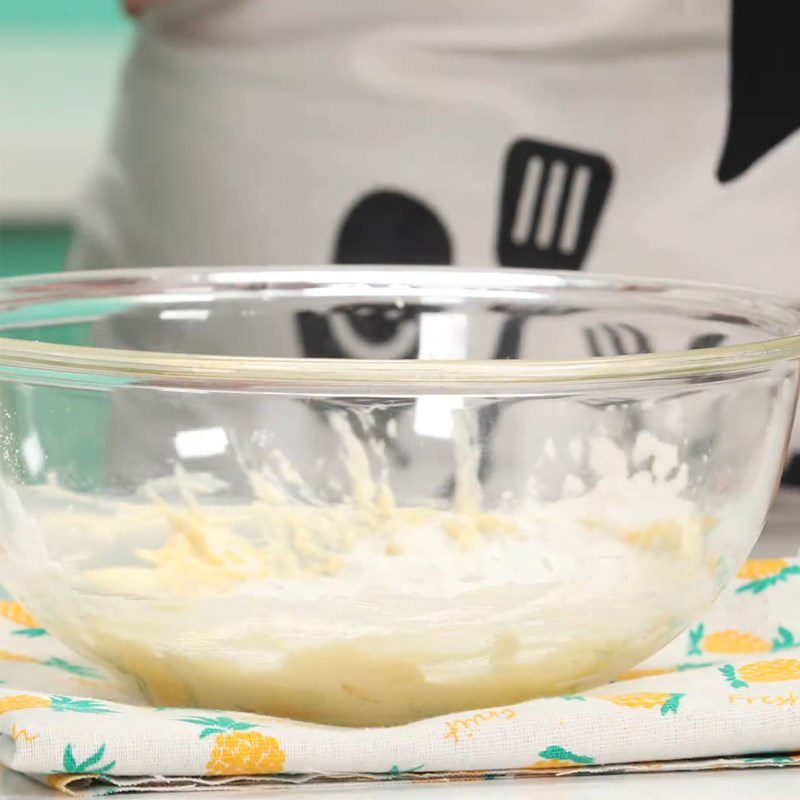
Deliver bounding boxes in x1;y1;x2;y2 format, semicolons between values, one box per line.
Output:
0;601;47;638
0;693;116;716
0;648;102;678
720;658;800;689
525;746;594;769
688;623;798;656
601;692;684;715
182;716;286;775
736;559;800;595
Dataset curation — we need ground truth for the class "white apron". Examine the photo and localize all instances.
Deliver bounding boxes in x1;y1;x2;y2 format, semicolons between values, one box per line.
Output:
67;0;800;475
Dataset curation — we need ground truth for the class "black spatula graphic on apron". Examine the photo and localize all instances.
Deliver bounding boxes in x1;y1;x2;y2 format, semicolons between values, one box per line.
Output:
496;138;613;269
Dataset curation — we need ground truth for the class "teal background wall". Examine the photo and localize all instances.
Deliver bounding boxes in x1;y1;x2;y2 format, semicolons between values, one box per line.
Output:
1;1;130;278
1;0;127;31
0;227;72;278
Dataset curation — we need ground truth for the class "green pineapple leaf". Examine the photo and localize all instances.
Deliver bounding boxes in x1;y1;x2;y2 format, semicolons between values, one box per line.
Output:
744;754;794;764
12;627;47;638
50;696;117;715
63;743;78;774
75;744;107;771
737;565;800;595
61;743;116;775
718;664;748;689
180;715;225;725
687;623;704;656
388;763;424;777
677;662;716;671
538;745;594;765
181;715;256;738
782;565;800;578
737;577;773;595
771;627;796;651
42;658;102;679
659;693;684;715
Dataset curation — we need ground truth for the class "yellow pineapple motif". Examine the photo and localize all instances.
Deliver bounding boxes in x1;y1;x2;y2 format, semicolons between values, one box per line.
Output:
0;601;38;629
602;692;683;714
737;559;788;580
604;692;670;709
0;695;51;715
182;715;286;776
206;732;285;775
688;621;794;656
735;559;800;595
702;630;771;654
0;649;38;663
739;658;800;684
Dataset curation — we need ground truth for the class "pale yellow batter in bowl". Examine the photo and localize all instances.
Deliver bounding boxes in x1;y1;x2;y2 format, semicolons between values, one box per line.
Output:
0;418;753;725
1;267;798;725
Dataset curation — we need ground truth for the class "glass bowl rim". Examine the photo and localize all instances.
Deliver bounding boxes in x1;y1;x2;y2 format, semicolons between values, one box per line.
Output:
1;266;799;390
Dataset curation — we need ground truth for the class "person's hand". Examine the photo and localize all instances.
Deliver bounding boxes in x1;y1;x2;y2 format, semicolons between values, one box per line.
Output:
123;0;165;17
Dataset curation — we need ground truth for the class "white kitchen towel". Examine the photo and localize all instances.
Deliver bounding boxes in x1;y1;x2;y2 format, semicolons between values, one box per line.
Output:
1;557;799;796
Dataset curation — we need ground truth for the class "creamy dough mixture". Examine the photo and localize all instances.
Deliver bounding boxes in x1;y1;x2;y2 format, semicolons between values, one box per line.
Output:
2;416;730;726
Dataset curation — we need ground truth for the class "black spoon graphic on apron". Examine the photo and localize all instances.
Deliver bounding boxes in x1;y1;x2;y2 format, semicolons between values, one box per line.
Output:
298;190;454;468
298;188;453;361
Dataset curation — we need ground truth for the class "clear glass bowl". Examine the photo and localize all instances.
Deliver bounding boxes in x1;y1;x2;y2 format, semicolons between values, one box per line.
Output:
1;267;799;726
